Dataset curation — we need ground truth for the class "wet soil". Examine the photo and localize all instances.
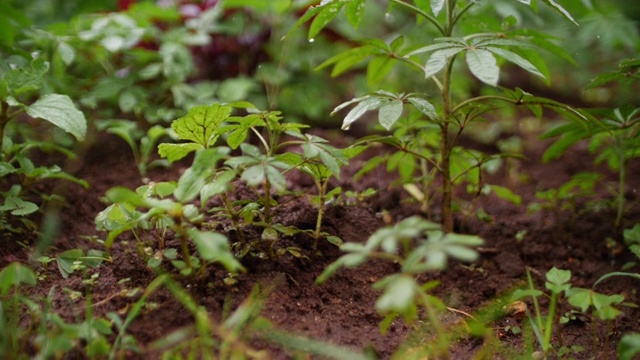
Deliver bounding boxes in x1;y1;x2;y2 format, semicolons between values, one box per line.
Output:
1;125;639;359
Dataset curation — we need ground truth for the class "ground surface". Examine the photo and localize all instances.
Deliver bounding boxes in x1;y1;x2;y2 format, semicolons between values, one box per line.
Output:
1;123;639;359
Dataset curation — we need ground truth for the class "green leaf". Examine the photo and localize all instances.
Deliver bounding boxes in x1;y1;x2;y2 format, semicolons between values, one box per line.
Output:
466;48;499;86
423;47;464;78
0;196;39;216
545;267;572;294
407;97;437;120
341;96;385;130
25;94;87;141
201;169;236;205
430;0;445;16
344;0;365;28
367;55;396;86
171;104;231;147
378;99;403;130
619;333;640;360
158;143;203;163
56;249;84;278
624;224;640;245
488;185;522;205
4;57;49;95
0;262;36;295
485;46;545;79
174;148;221;203
541;0;578;26
375;275;417;314
189;229;244;273
309;2;344;40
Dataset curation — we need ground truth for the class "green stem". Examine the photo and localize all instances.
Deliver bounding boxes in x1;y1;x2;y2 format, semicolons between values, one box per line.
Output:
450;95;519;114
450;2;476;29
221;192;247;245
440;56;456;233
389;0;446;35
544;292;557;353
419;291;450;359
312;178;328;254
176;218;192;270
615;135;626;228
0;100;10;157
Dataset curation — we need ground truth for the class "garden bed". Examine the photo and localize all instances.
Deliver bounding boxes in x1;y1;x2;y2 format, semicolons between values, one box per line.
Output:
3;125;638;359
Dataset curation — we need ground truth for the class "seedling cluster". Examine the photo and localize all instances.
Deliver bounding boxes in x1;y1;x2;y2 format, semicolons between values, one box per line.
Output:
1;0;639;359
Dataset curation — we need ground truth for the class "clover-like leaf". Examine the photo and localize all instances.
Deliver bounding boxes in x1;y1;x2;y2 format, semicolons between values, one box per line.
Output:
545;267;572;294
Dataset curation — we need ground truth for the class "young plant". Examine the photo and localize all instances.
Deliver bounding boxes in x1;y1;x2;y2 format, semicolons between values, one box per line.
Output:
317;216;483;358
290;0;585;232
527;171;602;227
95;120;169;177
98;149;245;277
157;102;348;259
0;56;87;230
513;267;627;358
543;57;640;228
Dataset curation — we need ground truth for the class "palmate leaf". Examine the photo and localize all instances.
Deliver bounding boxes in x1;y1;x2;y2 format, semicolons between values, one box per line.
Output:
300;134;348;178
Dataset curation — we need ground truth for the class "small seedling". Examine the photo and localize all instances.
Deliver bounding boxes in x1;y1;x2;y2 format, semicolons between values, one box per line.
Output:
317;216;483;358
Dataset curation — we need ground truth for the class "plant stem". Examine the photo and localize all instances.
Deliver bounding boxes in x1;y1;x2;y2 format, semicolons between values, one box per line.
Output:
221;192;247;245
0;100;10;157
614;135;626;228
175;219;192;270
389;0;446;35
419;291;450;359
440;56;456;232
312;178;328;254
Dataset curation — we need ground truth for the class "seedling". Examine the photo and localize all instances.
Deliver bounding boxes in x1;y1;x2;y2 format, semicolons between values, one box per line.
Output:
0;56;87;230
317;216;483;358
513;267;628;357
543;57;640;228
291;0;586;232
528;172;602;228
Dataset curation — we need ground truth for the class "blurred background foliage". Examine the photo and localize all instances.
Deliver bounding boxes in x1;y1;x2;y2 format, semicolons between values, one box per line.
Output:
0;0;638;130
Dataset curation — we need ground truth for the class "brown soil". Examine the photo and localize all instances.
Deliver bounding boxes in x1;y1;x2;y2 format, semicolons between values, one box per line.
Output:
1;125;639;359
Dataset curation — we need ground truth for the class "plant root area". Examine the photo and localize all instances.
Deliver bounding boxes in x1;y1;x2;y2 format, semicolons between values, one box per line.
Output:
2;129;639;359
